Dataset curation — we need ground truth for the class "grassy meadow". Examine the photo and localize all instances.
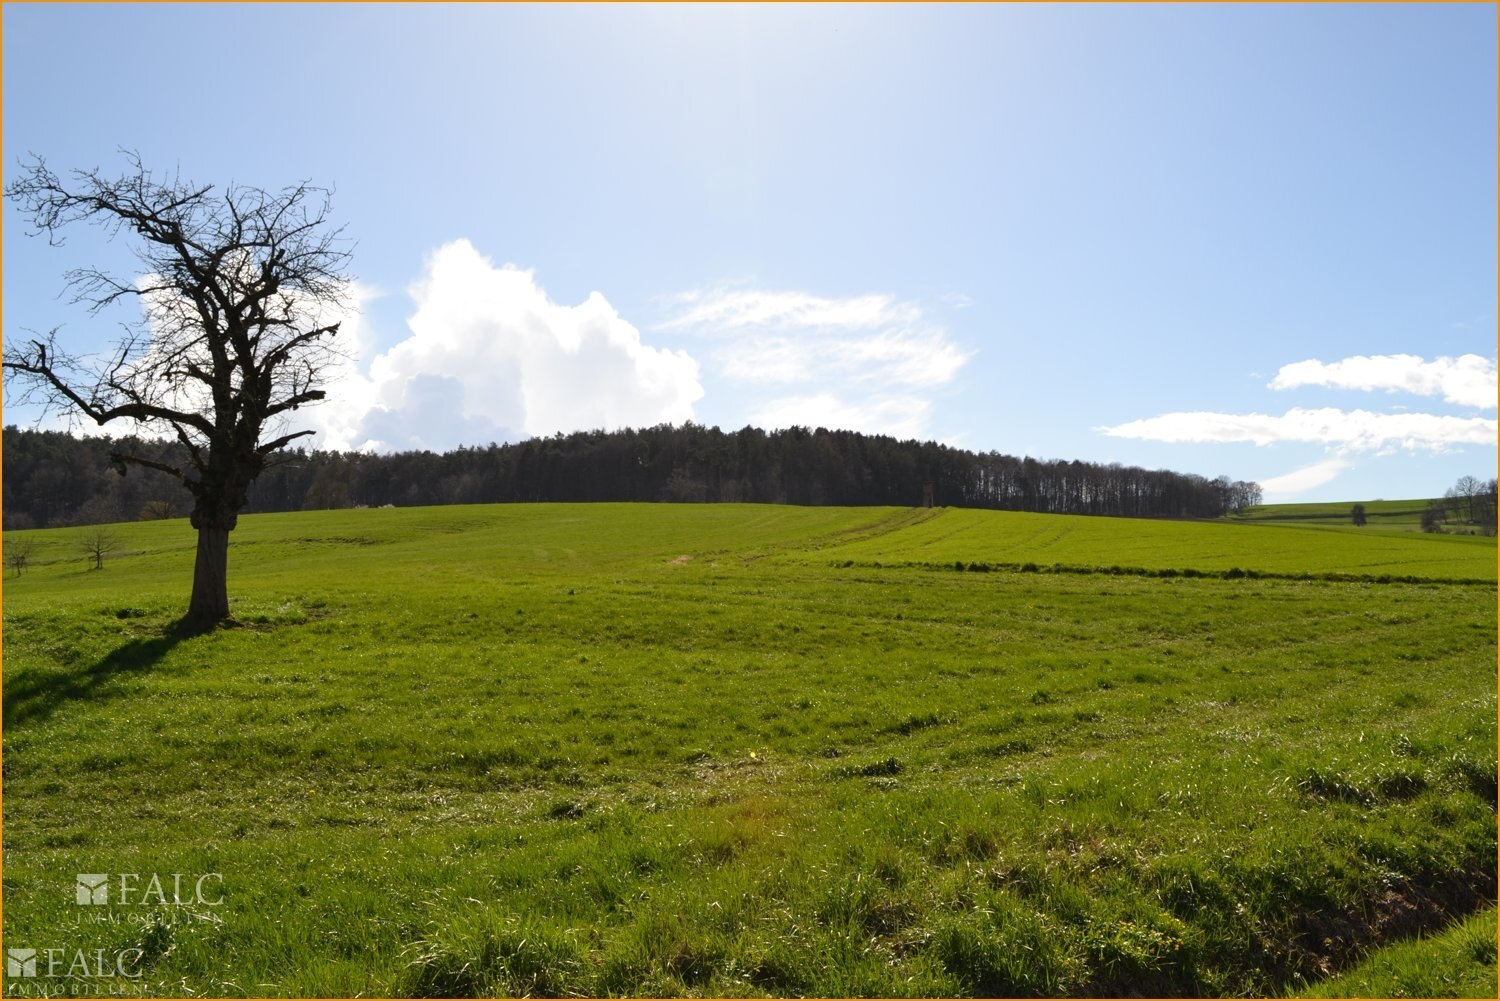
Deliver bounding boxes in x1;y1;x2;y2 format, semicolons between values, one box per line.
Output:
1;503;1495;997
811;506;1495;581
1230;499;1436;532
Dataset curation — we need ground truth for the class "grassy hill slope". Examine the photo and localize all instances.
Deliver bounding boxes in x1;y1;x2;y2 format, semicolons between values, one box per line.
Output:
2;504;1494;997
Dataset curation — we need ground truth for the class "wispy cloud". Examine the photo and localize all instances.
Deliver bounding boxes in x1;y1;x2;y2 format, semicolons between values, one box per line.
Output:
659;285;971;438
659;289;921;332
1269;353;1497;409
714;328;968;390
750;393;933;442
1258;456;1356;499
1099;407;1497;453
1101;351;1497;495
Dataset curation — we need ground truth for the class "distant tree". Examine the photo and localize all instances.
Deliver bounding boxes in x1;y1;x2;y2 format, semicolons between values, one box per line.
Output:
1451;475;1486;524
1439;475;1497;536
1350;503;1367;527
3;153;351;629
78;525;121;570
302;470;350;510
1421;500;1447;533
5;536;38;577
74;494;121;527
1477;478;1499;536
661;467;708;503
137;498;179;521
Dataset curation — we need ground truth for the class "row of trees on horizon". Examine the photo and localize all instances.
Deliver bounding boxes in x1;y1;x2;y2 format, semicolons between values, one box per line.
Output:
1421;475;1500;535
3;423;1264;529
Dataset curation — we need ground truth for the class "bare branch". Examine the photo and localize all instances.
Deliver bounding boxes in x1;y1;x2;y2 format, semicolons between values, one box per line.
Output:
258;428;319;455
110;451;191;484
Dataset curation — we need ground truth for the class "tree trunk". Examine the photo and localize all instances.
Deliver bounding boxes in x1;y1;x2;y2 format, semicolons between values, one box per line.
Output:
185;525;231;630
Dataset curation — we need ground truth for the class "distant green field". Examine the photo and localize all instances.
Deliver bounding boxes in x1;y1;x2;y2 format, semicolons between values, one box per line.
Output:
1232;498;1439;533
2;504;1495;997
806;506;1496;581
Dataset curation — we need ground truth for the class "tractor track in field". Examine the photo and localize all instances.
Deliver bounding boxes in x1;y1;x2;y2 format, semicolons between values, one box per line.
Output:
680;505;950;566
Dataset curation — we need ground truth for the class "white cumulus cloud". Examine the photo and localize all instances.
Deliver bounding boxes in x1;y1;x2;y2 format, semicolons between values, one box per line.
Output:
1099;407;1498;453
660;285;970;438
1269;353;1497;409
310;240;703;452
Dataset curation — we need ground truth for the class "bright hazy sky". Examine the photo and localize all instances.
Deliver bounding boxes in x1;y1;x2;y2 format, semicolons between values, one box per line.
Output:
3;3;1495;503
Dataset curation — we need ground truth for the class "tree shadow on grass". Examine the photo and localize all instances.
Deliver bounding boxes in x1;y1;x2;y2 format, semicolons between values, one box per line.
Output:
2;622;196;730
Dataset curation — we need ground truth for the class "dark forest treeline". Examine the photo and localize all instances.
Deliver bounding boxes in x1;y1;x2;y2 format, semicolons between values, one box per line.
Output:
2;423;1262;529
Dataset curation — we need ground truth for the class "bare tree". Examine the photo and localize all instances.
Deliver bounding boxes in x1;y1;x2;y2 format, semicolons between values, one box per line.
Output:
1421;501;1446;533
5;536;39;578
77;526;122;571
3;153;350;629
137;498;179;521
1477;478;1499;535
1451;475;1485;524
74;494;122;527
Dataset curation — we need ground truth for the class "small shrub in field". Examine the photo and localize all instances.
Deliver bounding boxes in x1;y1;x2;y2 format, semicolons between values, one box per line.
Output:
835;756;903;779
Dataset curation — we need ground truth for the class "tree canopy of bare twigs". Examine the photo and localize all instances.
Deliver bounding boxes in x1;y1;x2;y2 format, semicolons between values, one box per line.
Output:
5;536;39;578
3;152;351;627
77;526;122;571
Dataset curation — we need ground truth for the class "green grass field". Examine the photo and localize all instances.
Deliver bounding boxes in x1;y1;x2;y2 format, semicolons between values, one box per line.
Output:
1233;498;1432;527
2;503;1495;997
813;506;1496;581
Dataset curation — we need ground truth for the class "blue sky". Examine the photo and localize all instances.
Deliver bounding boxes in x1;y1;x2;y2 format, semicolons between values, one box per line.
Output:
3;2;1495;502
